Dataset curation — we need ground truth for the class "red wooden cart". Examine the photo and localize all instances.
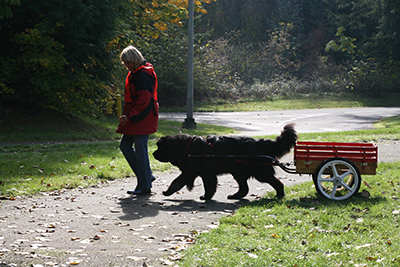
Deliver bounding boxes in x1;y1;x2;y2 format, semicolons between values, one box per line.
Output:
294;141;378;200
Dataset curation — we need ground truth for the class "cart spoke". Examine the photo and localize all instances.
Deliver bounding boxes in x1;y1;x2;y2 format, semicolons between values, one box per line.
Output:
330;184;339;198
340;181;354;192
320;175;335;183
338;170;352;180
330;163;340;177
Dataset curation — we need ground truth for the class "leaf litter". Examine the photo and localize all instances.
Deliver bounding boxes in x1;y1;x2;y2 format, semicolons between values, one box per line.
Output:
0;172;239;266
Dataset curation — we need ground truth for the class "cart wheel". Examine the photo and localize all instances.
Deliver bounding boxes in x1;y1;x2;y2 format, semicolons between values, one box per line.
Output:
312;158;361;200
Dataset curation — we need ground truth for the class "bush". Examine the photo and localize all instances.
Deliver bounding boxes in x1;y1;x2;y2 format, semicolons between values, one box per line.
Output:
348;60;400;97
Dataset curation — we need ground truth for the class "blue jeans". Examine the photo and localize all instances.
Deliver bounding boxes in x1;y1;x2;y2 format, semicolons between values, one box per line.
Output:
120;135;153;191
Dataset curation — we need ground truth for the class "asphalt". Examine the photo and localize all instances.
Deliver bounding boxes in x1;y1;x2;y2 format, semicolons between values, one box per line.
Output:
1;108;400;267
160;107;400;136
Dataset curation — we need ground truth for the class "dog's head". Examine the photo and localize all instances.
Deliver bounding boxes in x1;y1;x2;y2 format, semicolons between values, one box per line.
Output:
153;135;192;166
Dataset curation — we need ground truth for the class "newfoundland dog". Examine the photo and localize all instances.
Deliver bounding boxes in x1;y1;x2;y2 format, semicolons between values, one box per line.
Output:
153;123;297;200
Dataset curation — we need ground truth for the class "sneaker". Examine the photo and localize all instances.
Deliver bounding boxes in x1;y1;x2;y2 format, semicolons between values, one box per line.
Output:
127;189;151;195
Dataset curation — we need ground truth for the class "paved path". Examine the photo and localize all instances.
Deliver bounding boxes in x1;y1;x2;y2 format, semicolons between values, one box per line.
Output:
1;108;400;267
160;107;400;136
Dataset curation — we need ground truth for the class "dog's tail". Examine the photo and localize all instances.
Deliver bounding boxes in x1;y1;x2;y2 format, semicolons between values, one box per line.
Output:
273;123;297;159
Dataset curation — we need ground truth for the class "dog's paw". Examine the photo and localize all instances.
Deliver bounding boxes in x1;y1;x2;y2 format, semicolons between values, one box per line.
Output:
162;191;172;196
275;194;285;199
227;194;243;200
200;195;211;200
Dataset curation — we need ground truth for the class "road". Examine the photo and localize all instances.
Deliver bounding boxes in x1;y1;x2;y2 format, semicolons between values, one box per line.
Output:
160;107;400;136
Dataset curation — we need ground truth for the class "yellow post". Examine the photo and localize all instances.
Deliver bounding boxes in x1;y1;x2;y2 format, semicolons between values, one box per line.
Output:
116;94;122;118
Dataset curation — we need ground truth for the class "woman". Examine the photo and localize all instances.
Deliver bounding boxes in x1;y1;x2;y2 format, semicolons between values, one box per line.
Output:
117;45;159;195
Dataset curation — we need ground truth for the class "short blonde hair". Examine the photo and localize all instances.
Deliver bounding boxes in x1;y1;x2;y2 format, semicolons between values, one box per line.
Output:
120;46;144;70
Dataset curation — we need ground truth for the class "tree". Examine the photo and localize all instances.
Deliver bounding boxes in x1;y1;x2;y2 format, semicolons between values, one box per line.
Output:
0;0;216;113
0;0;20;19
0;0;123;113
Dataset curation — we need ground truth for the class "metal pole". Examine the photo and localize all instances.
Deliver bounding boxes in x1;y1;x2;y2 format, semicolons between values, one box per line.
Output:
183;0;196;129
116;94;122;118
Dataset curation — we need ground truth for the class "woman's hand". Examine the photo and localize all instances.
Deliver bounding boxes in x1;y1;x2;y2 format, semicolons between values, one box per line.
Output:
119;115;128;124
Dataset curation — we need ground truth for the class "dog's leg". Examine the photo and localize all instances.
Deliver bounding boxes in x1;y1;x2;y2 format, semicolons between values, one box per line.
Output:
162;173;196;196
228;175;249;199
199;174;218;200
255;173;285;198
254;167;285;198
268;176;285;198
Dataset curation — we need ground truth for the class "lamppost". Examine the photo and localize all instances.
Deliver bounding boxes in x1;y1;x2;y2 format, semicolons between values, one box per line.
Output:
182;0;196;129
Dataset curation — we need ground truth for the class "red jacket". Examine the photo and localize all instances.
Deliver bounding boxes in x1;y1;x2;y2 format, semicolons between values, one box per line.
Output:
116;62;159;135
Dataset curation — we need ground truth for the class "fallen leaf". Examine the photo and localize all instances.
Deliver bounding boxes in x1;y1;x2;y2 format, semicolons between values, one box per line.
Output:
159;259;174;265
325;252;339;257
66;260;82;265
355;243;373;249
168;253;182;261
247;253;258;259
110;209;120;213
92;235;101;240
363;181;371;188
140;235;155;240
344;223;351;231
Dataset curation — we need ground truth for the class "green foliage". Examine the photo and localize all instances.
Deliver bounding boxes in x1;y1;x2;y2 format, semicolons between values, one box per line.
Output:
323;0;400;62
0;0;20;19
143;24;189;107
0;0;398;112
0;0;121;114
201;0;303;43
325;27;358;59
188;0;399;106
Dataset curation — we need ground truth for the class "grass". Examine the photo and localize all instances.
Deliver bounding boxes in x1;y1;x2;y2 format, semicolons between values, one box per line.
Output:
0;121;234;196
174;113;400;267
165;94;400;112
178;162;400;267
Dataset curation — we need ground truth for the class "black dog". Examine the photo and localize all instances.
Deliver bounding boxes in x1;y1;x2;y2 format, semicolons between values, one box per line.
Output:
153;123;297;200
